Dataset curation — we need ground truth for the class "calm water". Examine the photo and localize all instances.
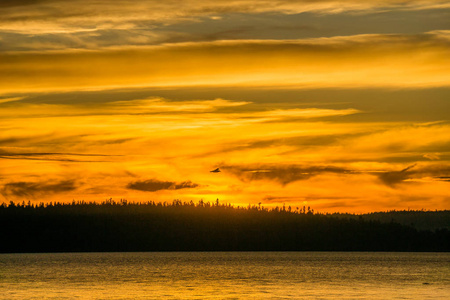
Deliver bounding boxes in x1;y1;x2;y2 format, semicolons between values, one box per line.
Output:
0;252;449;299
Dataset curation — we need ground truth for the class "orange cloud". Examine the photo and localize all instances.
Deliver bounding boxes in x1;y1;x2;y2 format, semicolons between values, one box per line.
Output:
1;1;448;34
1;32;449;94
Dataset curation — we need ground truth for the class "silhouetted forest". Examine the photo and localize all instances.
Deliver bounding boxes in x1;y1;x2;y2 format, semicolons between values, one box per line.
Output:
332;210;450;231
1;199;449;253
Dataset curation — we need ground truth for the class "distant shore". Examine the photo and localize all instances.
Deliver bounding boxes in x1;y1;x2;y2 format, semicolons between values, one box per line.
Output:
1;200;448;253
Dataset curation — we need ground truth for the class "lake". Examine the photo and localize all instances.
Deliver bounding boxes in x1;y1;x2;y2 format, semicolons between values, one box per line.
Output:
1;252;449;299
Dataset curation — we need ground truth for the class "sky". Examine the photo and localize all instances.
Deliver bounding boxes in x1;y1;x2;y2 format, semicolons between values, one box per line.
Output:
0;0;449;212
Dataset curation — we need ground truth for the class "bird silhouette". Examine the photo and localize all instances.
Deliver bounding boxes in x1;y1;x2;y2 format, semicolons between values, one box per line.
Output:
210;168;221;173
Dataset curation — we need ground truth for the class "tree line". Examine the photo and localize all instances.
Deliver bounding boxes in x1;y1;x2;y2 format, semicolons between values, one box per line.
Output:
1;199;448;253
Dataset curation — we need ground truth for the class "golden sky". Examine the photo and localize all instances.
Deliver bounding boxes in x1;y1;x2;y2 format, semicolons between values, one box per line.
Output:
0;0;449;212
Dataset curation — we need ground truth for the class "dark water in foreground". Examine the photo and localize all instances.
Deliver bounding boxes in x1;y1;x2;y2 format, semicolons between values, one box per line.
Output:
1;252;449;299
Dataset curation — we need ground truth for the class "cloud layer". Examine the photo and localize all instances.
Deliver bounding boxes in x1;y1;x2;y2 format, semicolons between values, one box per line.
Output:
2;0;448;35
1;32;449;93
1;180;77;198
0;1;448;212
127;179;199;192
223;164;350;185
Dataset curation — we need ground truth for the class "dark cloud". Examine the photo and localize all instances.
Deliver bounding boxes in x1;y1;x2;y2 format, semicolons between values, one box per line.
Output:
0;151;115;162
156;26;257;45
378;164;416;186
127;179;199;192
0;156;83;162
0;137;30;144
1;179;77;198
263;196;300;202
435;176;450;182
377;164;450;186
2;6;450;52
223;164;349;185
0;134;52;145
161;9;450;46
0;151;112;157
224;163;450;187
0;0;50;8
0;133;92;147
101;138;135;144
12;89;154;105
416;165;450;181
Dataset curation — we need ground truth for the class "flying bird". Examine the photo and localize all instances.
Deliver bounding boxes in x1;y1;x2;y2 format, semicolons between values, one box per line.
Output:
210;168;221;173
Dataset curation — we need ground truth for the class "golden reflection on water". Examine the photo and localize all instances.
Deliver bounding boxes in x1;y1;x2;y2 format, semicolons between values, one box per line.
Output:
1;252;449;299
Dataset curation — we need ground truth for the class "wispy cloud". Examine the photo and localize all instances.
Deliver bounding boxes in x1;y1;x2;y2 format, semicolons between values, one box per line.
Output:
2;32;448;93
1;179;77;198
223;162;450;188
127;179;199;192
377;164;417;186
223;164;350;185
0;98;250;118
0;96;25;104
0;95;359;124
2;9;448;52
1;1;448;35
0;151;114;162
109;98;251;113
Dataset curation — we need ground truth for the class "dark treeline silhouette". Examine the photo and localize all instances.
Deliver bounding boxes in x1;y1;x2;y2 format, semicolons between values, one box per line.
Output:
1;199;449;253
332;210;450;231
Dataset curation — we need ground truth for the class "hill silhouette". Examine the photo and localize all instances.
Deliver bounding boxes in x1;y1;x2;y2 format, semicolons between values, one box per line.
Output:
1;199;448;253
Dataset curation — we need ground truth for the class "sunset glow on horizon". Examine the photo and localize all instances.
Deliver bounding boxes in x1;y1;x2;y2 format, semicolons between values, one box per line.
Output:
1;0;449;213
